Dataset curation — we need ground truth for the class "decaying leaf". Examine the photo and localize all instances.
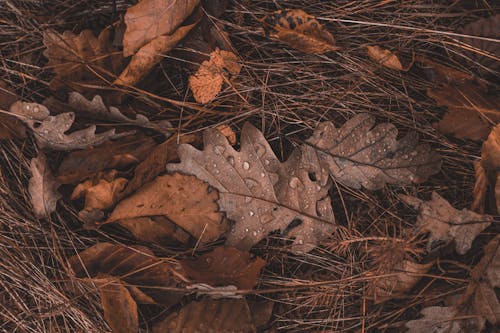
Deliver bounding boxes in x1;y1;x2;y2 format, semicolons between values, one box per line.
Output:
98;277;139;333
306;114;441;190
68;92;173;134
188;48;241;104
69;242;187;307
118;216;191;245
10;101;132;151
108;173;227;244
366;45;409;71
260;9;340;54
400;192;493;254
122;0;200;56
28;153;61;218
180;247;265;289
0;80;26;140
152;299;256;333
405;306;464;333
167;122;336;253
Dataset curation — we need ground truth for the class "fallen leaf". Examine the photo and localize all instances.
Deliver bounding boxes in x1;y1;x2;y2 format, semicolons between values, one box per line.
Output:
188;48;241;103
306;113;441;190
180;247;265;289
118;216;191;245
152;299;256;333
69;242;187;307
416;56;476;84
0;80;25;140
430;82;500;141
366;45;409;71
400;192;493;254
405;306;464;333
216;124;237;145
122;0;200;56
108;173;227;244
260;9;340;54
57;134;156;184
98;277;139;333
10;101;132;151
247;299;274;330
471;161;487;213
28;153;61;218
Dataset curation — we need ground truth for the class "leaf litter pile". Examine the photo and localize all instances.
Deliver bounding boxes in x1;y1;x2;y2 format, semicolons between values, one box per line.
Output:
0;1;499;332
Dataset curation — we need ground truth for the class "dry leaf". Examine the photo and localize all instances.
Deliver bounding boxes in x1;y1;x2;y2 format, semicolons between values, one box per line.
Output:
152;299;256;333
118;216;191;245
10;101;132;151
260;9;340;54
247;299;274;330
123;0;200;56
188;48;241;103
400;192;493;254
306;114;441;190
0;80;25;140
167;122;336;253
405;306;464;333
69;242;187;307
28;153;61;218
180;247;265;289
471;161;488;213
366;45;408;71
98;277;139;333
57;134;156;184
416;56;476;84
108;173;227;243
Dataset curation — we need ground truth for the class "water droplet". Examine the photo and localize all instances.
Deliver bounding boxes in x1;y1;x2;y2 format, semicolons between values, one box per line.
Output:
264;159;270;165
298;239;304;245
249;211;254;216
260;172;265;178
205;257;213;264
213;145;225;154
25;104;30;110
244;196;252;203
245;228;249;232
252;231;258;236
213;163;217;168
243;161;250;170
33;106;39;113
289;177;301;189
255;143;266;157
227;156;235;166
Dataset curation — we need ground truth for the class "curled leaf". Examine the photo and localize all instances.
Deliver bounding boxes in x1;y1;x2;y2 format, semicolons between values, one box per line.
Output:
260;9;339;54
28;153;61;218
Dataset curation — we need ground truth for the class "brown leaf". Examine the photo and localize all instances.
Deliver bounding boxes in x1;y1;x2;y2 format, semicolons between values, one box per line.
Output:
247;299;274;330
430;82;500;141
98;277;138;333
416;56;476;84
10;101;132;151
57;134;156;184
116;20;199;87
405;306;465;333
0;80;25;140
471;161;487;213
108;173;227;243
180;247;265;289
69;242;187;307
152;299;256;333
260;9;340;54
28;153;61;218
43;27;125;91
366;45;409;71
188;48;241;104
118;216;191;245
400;192;493;254
306;114;441;190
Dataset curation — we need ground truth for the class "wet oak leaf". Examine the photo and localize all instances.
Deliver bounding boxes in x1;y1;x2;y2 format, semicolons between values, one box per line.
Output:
152;298;256;333
10;101;132;151
98;277;139;333
305;114;441;190
108;173;227;244
167;122;336;253
28;153;62;218
260;9;339;54
400;192;493;254
180;247;265;289
188;48;241;104
366;45;408;71
69;242;187;307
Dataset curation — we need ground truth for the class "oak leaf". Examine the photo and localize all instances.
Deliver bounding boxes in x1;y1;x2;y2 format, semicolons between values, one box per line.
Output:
98;277;139;333
400;192;493;254
10;101;132;151
152;299;256;333
366;45;408;71
28;153;61;218
188;48;241;104
260;9;340;54
122;0;200;56
0;80;25;140
108;173;227;244
180;247;265;289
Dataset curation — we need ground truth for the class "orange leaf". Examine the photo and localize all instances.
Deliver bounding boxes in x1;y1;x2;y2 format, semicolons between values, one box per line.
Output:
366;45;409;71
98;277;138;333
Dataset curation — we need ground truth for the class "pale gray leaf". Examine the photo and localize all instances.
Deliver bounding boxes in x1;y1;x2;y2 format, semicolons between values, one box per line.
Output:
28;153;61;218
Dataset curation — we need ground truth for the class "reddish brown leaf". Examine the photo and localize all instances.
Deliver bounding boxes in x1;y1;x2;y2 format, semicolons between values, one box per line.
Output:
180;247;265;289
0;80;25;140
367;45;409;71
98;277;139;333
118;216;191;245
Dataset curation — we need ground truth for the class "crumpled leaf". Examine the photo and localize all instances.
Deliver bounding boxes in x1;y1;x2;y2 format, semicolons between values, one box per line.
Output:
405;306;464;333
366;45;409;71
180;247;265;289
118;216;191;245
69;242;187;307
43;27;125;91
167;122;336;253
306;114;441;190
260;9;340;54
98;277;139;333
152;299;256;333
400;192;493;254
188;48;241;104
28;153;61;218
10;101;132;151
122;0;200;56
108;173;227;244
68;92;173;134
0;80;25;140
